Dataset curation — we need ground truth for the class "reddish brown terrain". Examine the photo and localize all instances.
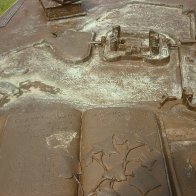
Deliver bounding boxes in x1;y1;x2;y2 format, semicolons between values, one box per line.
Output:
0;0;195;195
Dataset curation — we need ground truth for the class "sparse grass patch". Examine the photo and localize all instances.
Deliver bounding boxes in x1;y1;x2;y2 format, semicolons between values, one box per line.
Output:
0;0;16;15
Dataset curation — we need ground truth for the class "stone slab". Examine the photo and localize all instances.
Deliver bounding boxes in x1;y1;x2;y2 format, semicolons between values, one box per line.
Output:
162;105;196;141
40;0;85;20
180;44;196;99
0;102;81;196
170;141;196;196
81;108;172;196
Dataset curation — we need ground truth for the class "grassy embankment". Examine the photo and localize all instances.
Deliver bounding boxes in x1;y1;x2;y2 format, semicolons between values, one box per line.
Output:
0;0;16;15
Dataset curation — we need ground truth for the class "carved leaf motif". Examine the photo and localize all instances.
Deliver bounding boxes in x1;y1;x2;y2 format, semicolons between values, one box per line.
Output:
139;150;159;171
135;130;156;151
85;136;118;166
114;132;145;147
128;168;161;195
97;187;120;196
104;162;126;181
93;137;118;156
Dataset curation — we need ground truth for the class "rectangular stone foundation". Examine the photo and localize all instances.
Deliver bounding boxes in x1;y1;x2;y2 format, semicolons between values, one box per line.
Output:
39;0;86;20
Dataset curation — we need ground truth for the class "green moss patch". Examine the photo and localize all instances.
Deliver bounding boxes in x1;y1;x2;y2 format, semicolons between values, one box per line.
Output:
0;0;16;15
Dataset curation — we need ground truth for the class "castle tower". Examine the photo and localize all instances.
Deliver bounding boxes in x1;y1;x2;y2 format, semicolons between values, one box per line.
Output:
149;30;160;55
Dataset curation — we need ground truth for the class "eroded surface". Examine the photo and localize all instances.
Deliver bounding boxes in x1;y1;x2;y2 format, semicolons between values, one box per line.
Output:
0;0;196;196
170;142;196;196
0;102;81;196
81;108;170;196
1;0;195;107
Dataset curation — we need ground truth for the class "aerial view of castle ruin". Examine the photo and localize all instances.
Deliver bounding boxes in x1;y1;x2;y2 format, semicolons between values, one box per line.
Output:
0;0;195;195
